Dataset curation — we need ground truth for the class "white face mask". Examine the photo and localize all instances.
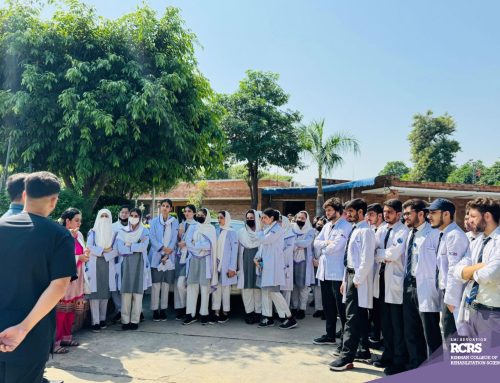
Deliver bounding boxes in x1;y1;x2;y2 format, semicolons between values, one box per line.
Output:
129;217;140;226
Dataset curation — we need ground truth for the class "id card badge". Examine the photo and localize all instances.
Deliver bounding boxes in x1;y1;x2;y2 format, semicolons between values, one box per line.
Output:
464;307;470;322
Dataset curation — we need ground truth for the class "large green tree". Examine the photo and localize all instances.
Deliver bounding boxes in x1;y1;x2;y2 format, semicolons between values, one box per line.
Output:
379;160;411;179
408;110;460;182
219;70;302;209
300;119;359;216
446;160;486;184
479;160;500;186
0;0;224;208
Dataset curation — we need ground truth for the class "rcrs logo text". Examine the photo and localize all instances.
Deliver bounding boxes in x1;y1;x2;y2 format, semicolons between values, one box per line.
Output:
450;343;483;353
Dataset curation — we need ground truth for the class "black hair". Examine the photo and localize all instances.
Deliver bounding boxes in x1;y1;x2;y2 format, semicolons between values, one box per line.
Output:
159;199;173;207
384;199;403;213
60;207;81;226
344;198;368;215
185;204;197;213
402;199;428;213
25;171;61;199
129;207;142;218
218;210;226;217
466;197;500;224
6;173;28;202
200;208;209;217
367;203;383;215
263;207;280;221
119;205;131;212
323;197;344;213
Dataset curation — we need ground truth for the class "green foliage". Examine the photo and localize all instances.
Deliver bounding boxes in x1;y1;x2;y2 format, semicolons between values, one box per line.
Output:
219;70;302;208
479;161;500;186
50;187;93;233
106;205;123;224
408;111;461;182
0;191;9;215
379;161;411;178
0;0;224;208
446;160;485;184
187;180;208;209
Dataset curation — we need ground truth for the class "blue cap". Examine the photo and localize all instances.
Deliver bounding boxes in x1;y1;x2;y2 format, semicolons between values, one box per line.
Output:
428;198;455;215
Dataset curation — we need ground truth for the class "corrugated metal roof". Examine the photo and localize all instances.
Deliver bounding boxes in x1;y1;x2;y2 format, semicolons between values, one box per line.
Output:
262;177;377;196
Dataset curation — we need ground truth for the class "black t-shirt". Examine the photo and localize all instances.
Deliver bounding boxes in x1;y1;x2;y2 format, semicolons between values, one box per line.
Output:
0;212;76;362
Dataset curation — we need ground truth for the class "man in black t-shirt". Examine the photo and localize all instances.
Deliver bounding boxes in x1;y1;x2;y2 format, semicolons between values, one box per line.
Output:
0;172;76;383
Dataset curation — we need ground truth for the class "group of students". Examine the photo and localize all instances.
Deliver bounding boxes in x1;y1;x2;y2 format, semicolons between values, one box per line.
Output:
311;196;499;376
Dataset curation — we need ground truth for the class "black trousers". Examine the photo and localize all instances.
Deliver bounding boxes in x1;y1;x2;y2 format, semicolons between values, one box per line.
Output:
0;358;46;383
441;291;457;342
380;274;408;368
341;272;369;362
368;297;382;340
420;311;442;356
403;278;428;369
320;279;346;339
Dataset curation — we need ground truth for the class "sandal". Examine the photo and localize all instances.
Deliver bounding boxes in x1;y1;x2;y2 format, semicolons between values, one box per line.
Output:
53;345;69;354
60;340;80;347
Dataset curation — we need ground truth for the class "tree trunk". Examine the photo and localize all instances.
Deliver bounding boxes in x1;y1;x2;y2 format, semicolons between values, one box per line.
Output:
248;161;259;210
83;174;109;210
316;166;324;217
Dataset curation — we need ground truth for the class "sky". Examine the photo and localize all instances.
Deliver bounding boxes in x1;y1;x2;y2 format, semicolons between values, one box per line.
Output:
3;0;499;185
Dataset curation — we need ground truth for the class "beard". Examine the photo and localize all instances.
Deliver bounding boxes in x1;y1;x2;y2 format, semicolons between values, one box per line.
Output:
474;218;487;233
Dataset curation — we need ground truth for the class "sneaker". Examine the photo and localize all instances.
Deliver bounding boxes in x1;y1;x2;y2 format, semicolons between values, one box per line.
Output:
245;312;254;325
183;315;197;325
99;321;107;329
218;313;229;324
153;310;161;322
160;309;167;321
296;310;305;320
291;309;298;317
312;310;324;318
112;312;121;323
335;329;343;339
313;335;336;345
372;358;390;368
279;317;298;329
258;317;275;328
384;365;406;376
208;313;218;324
329;358;354;371
200;315;209;325
176;309;186;321
354;350;372;363
331;344;343;357
91;324;101;333
129;323;139;330
121;323;131;331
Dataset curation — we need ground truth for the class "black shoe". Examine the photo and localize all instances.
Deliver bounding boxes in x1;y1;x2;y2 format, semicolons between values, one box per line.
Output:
153;310;161;322
335;329;343;339
258;317;275;328
208;313;218;324
218;313;229;324
183;314;197;325
112;312;121;323
160;309;167;321
253;313;262;323
313;335;336;345
279;317;297;329
354;350;372;363
312;310;324;318
384;365;406;376
372;358;390;368
91;324;101;333
245;312;254;325
296;310;306;320
129;323;139;330
331;344;343;357
140;312;145;322
121;323;131;331
329;358;354;371
291;308;298;317
99;321;107;329
176;309;186;321
200;315;209;325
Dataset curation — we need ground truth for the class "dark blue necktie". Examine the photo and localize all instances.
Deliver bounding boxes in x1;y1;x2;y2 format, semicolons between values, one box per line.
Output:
343;225;356;267
405;228;418;279
380;227;393;274
466;237;492;304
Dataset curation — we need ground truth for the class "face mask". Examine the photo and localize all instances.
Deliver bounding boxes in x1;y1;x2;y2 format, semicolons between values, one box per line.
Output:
195;216;205;224
296;221;305;228
129;217;140;225
246;219;256;228
316;226;323;232
119;217;129;225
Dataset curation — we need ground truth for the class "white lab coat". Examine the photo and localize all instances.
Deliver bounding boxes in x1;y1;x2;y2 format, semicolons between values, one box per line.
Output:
342;220;376;309
404;222;442;312
374;221;410;304
257;222;286;288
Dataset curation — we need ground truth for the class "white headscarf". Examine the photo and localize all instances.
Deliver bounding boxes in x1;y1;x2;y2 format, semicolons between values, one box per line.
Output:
292;210;313;234
281;215;294;238
238;209;261;249
93;209;114;248
195;208;218;286
216;211;234;269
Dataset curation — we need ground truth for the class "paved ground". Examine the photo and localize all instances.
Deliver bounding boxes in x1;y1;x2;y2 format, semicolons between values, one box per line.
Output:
46;297;384;383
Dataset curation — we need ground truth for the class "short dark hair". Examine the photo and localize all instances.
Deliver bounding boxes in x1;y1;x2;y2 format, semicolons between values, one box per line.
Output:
159;199;173;207
323;197;344;213
200;208;209;217
185;204;196;213
218;210;226;217
119;205;131;212
466;197;500;224
402;199;428;213
129;207;142;218
344;198;368;215
25;171;61;199
384;199;403;213
263;207;280;221
5;173;28;201
367;203;383;215
60;207;81;226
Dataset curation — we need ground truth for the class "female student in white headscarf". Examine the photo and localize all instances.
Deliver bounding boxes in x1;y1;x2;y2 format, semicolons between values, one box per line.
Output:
116;207;151;330
254;208;297;330
87;209;119;332
280;215;296;308
211;210;238;323
290;210;316;319
183;208;217;325
148;199;179;321
238;209;263;324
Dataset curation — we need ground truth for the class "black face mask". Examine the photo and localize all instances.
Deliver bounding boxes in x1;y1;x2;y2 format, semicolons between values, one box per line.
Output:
119;218;128;225
296;221;305;228
246;219;256;228
195;216;205;224
316;225;323;232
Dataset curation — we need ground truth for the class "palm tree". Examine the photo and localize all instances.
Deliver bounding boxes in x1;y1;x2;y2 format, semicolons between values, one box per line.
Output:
301;119;360;216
